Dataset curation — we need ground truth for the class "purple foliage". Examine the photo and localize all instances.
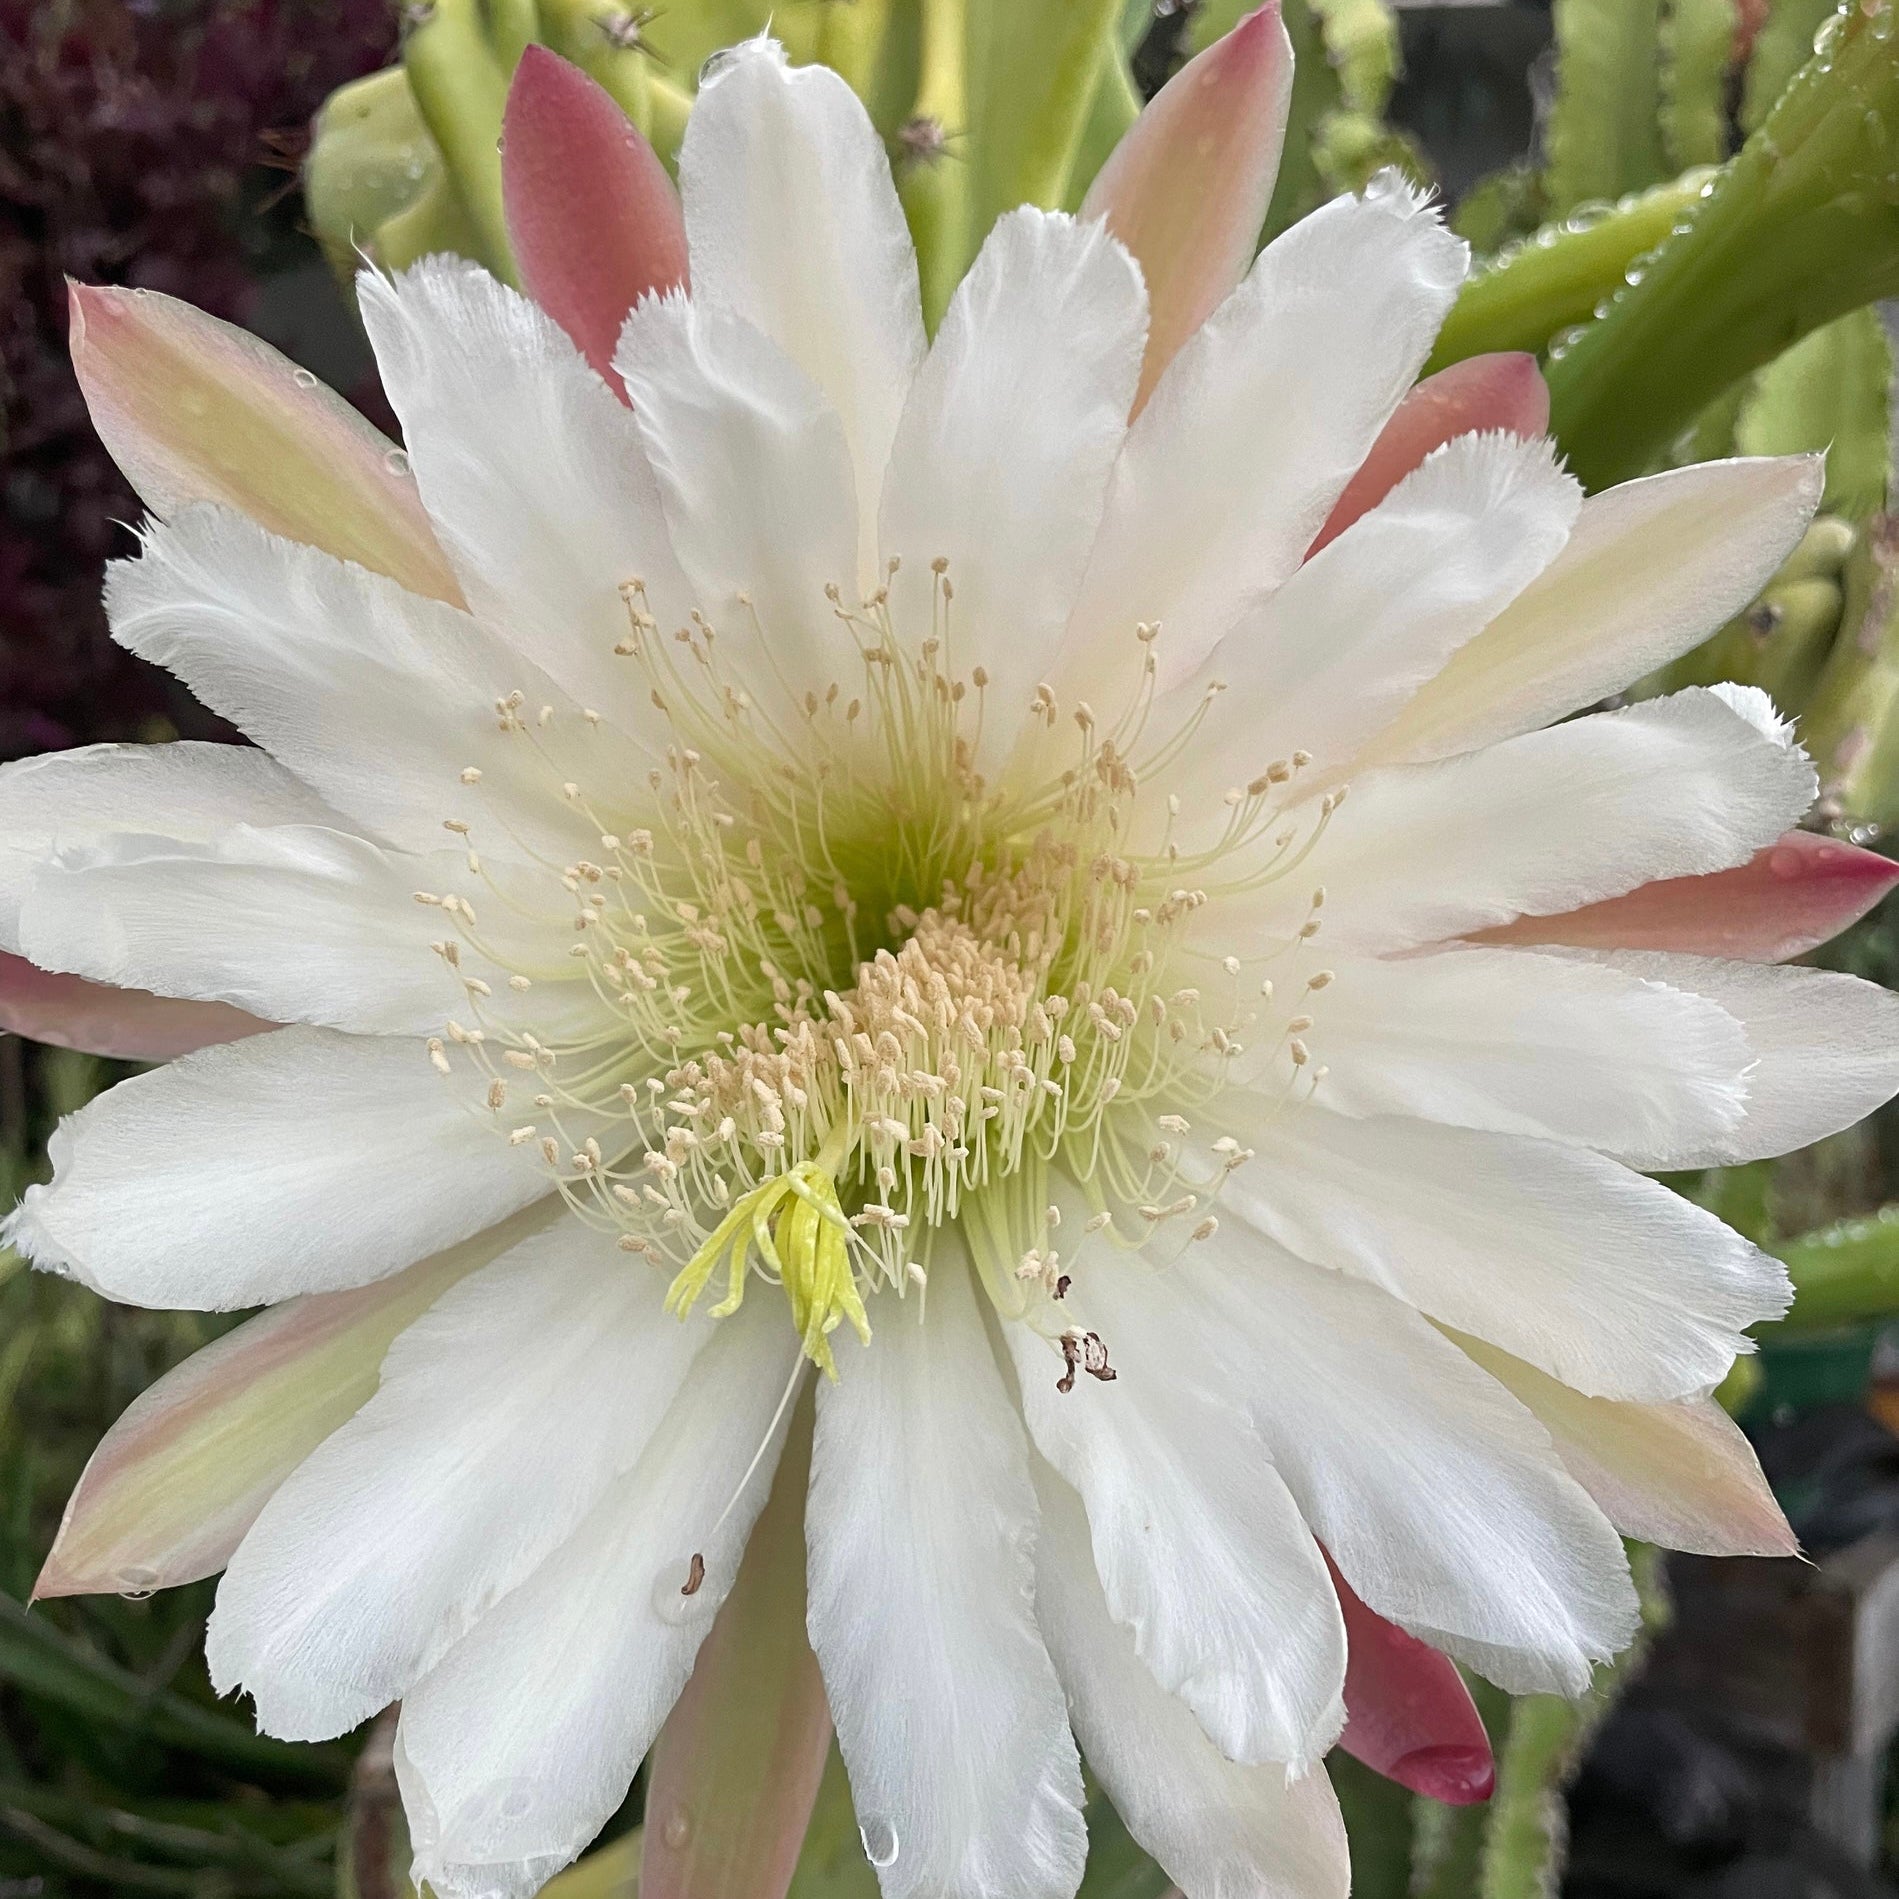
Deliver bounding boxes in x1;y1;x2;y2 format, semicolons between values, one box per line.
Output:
0;0;396;760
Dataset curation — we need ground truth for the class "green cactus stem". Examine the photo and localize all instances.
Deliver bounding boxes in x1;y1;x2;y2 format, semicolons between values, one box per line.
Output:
1542;0;1899;488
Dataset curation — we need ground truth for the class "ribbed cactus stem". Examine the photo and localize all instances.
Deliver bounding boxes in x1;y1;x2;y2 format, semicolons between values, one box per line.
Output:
401;0;519;282
1777;1206;1899;1329
1476;1546;1670;1899
1542;0;1899;487
1801;518;1899;822
1425;173;1712;376
898;0;973;331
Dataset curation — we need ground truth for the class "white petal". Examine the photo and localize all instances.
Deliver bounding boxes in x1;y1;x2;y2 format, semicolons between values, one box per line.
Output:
1373;456;1825;765
681;38;924;570
1152;432;1579;803
806;1249;1086;1899
15;828;604;1046
879;208;1146;767
1233;687;1816;956
37;1201;556;1599
357;256;692;727
396;1298;801;1899
105;506;641;861
1176;1232;1638;1696
1031;1460;1351;1899
1577;951;1899;1164
1005;1237;1347;1768
206;1221;711;1741
16;826;459;1037
1455;1335;1795;1558
615;292;861;708
1;1027;547;1309
1053;173;1468;710
1289;944;1751;1168
1215;1100;1789;1401
0;741;332;949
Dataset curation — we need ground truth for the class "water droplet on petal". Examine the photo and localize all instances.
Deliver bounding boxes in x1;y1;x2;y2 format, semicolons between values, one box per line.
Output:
860;1817;900;1867
1768;845;1806;879
116;1564;159;1599
291;367;319;389
383;447;412;478
662;1804;692;1850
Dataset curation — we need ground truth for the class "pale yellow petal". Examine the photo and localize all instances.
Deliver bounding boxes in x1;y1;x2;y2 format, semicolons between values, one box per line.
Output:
69;281;462;604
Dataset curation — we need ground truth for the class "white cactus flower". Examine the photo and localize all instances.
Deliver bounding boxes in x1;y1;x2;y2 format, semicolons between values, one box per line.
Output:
6;19;1898;1899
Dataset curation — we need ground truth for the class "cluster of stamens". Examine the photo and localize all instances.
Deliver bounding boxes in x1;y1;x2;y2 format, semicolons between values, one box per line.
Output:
421;562;1344;1374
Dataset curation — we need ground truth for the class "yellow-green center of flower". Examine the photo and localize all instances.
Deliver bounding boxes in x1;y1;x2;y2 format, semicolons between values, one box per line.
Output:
423;563;1341;1370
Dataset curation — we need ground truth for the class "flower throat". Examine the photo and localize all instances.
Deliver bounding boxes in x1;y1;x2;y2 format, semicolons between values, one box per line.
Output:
423;561;1339;1369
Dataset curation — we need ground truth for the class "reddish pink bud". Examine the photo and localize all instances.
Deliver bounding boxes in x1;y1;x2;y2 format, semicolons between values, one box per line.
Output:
1083;4;1293;413
0;953;266;1063
1477;830;1899;963
1310;353;1550;556
1332;1558;1495;1805
502;45;689;395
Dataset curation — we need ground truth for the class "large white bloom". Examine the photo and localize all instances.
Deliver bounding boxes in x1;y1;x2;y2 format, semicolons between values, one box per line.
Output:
7;30;1899;1899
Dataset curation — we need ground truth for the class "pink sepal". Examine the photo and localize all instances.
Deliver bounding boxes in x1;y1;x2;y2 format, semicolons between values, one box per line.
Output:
1310;353;1550;556
1476;830;1899;963
1333;1558;1495;1805
0;952;266;1062
1082;5;1293;413
502;45;689;396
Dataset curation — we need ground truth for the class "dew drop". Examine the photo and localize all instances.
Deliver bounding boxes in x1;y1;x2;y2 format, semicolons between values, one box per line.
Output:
662;1804;692;1850
131;286;151;298
291;367;319;389
383;447;412;478
117;1564;159;1599
1767;844;1805;879
860;1816;900;1868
